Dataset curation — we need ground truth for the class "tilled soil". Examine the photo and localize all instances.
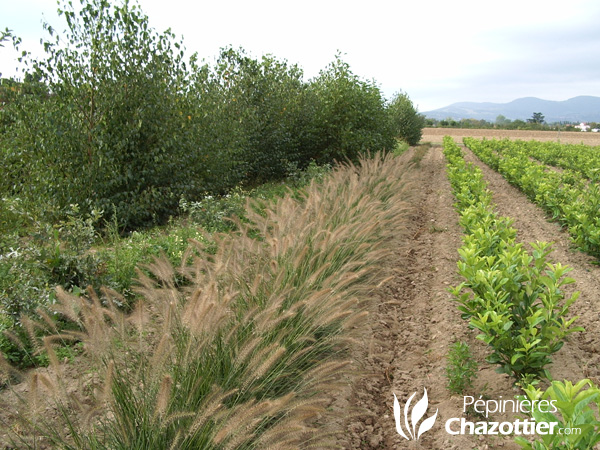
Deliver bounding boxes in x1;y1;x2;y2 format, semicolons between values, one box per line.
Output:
338;143;600;449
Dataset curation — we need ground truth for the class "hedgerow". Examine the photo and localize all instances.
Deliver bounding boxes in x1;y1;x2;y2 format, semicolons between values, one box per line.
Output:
0;0;400;232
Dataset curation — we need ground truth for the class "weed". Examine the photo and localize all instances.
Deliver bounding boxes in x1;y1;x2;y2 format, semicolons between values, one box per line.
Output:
445;341;478;395
409;144;430;167
429;224;446;233
393;140;410;157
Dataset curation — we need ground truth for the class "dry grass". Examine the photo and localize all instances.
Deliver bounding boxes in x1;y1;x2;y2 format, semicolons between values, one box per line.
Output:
1;152;415;449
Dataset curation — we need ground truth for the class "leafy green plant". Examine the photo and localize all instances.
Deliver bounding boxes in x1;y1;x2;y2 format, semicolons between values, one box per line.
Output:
452;238;583;381
444;136;583;383
387;91;426;146
308;54;396;163
393;140;410;156
515;379;600;450
464;137;600;259
3;0;203;230
179;191;247;233
445;341;478;394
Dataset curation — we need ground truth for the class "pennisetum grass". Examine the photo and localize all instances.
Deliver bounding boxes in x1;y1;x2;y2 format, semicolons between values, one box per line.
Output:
1;152;415;449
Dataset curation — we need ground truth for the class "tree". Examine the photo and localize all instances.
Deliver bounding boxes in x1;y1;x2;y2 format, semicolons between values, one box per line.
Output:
387;91;425;146
495;114;512;127
5;0;197;230
309;55;395;162
528;112;545;124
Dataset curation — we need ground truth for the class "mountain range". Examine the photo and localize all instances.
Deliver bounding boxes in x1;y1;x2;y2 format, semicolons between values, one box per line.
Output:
423;96;600;123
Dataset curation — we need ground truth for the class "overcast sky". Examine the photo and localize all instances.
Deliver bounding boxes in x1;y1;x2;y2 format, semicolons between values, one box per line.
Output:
2;0;599;112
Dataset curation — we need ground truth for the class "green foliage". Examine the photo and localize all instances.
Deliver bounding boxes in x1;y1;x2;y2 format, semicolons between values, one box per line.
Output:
179;190;247;233
308;54;396;163
393;140;410;156
444;136;583;383
445;341;478;394
387;91;425;145
2;4;398;232
465;138;600;259
3;0;198;230
453;241;583;381
516;379;600;450
284;159;332;187
186;47;316;189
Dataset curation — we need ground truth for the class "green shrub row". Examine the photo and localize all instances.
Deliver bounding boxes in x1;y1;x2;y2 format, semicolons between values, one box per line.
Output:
0;0;423;233
443;136;583;384
510;139;600;181
464;138;600;259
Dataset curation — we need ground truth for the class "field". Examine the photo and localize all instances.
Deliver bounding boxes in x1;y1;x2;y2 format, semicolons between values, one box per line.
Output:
422;127;600;145
3;2;600;446
330;136;600;449
3;133;600;449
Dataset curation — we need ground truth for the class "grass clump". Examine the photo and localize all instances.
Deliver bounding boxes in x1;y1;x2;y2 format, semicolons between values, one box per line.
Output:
1;152;413;449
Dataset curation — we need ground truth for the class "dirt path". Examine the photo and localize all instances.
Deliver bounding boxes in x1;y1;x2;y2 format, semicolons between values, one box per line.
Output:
462;146;600;386
339;146;520;450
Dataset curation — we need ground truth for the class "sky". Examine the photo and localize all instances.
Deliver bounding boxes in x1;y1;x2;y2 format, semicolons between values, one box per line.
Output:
2;0;600;112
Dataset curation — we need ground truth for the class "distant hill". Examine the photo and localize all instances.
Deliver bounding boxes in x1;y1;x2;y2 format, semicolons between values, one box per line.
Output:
423;96;600;123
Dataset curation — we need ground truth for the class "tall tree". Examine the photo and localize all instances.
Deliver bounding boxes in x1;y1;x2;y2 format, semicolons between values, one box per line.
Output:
528;112;545;124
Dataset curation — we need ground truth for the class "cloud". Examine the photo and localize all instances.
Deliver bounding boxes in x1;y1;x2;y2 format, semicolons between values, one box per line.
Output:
2;0;600;112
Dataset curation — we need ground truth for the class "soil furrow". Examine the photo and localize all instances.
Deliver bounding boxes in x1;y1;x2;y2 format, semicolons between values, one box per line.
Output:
340;146;519;449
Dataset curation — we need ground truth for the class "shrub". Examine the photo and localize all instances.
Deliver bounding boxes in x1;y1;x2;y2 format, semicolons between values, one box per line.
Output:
444;137;583;383
4;0;199;230
185;48;316;191
516;379;600;450
308;54;396;163
387;91;425;146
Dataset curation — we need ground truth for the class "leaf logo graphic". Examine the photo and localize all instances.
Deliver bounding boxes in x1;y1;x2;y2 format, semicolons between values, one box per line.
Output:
393;388;438;440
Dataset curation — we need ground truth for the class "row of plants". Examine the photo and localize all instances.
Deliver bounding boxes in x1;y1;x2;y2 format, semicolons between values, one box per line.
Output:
507;139;600;181
0;162;333;368
444;136;600;449
1;152;414;449
464;137;600;259
0;0;425;234
444;136;583;384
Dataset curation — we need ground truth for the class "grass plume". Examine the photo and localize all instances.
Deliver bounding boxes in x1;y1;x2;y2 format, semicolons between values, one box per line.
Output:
2;152;414;448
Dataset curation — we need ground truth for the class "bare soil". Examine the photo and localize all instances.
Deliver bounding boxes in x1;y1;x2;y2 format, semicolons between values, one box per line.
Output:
422;127;600;145
337;143;600;449
2;141;600;449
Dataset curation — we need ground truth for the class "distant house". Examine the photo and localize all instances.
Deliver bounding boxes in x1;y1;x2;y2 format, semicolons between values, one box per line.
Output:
575;122;591;132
